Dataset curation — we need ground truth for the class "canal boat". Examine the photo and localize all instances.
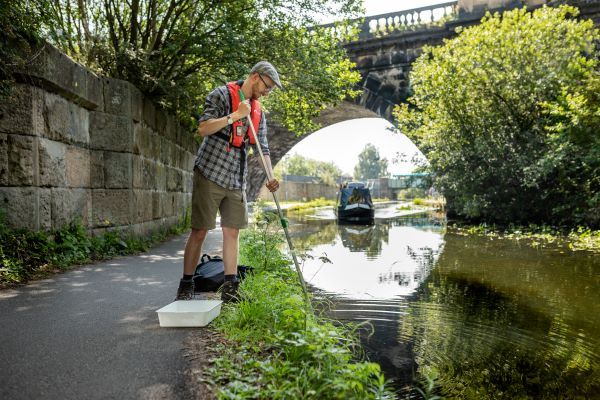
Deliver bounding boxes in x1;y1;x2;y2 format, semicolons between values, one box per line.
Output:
335;182;375;224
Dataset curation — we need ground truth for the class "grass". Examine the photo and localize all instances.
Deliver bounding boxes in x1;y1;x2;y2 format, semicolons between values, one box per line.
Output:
449;223;600;253
413;197;445;208
396;197;445;212
260;198;336;213
205;210;396;399
287;197;335;212
0;208;191;285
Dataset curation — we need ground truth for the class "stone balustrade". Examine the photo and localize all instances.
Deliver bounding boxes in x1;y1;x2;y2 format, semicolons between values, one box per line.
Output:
320;1;458;40
360;1;459;39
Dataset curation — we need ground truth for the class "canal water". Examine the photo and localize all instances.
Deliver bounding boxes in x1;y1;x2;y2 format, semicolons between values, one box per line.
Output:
286;203;600;399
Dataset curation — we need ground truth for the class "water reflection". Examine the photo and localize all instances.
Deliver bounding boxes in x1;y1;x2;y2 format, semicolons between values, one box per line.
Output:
403;233;600;399
339;224;387;258
290;218;444;300
288;206;600;398
287;208;445;391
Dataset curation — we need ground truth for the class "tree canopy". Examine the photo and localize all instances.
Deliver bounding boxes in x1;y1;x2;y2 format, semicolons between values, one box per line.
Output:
6;0;362;133
0;0;49;97
394;5;600;227
353;143;388;180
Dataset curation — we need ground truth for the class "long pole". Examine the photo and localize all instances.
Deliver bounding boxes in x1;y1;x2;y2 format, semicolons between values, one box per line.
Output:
239;91;312;309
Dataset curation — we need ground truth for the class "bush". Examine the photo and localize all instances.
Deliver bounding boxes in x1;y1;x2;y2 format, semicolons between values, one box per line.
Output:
397;188;427;200
0;0;49;97
395;5;600;227
0;208;191;285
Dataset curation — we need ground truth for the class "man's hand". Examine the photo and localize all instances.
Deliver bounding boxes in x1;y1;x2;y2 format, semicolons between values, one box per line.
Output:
266;179;279;192
234;100;251;120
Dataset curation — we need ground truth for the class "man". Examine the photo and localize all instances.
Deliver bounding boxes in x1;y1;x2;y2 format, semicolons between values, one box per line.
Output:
176;61;282;302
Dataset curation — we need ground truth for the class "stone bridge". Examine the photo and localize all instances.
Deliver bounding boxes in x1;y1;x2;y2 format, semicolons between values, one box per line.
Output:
2;1;599;234
247;0;600;200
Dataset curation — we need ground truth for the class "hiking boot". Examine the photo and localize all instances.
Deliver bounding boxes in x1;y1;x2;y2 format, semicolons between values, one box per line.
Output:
220;281;240;303
175;279;194;300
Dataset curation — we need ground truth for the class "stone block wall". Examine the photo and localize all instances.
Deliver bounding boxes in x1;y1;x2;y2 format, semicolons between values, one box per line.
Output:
0;43;197;235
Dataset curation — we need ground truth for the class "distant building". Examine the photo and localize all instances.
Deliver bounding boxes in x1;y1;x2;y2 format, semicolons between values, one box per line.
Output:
362;173;431;199
282;174;320;184
389;173;430;189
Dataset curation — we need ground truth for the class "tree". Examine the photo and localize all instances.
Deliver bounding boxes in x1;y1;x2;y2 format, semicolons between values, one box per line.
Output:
394;5;600;226
353;143;388;180
0;0;49;97
275;154;343;186
35;0;362;131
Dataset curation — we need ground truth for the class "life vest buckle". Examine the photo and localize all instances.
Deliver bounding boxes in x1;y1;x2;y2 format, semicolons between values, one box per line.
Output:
226;81;261;148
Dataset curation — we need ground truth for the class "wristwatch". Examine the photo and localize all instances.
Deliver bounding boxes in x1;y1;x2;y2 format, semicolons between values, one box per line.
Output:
227;114;234;125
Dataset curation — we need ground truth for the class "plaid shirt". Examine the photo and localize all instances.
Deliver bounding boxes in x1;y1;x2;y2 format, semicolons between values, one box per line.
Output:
195;85;269;191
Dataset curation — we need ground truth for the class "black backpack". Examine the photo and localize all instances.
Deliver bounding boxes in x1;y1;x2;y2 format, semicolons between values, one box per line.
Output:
193;254;253;292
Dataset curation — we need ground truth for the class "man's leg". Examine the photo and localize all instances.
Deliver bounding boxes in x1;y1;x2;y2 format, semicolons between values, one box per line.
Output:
176;229;208;300
221;226;241;302
183;228;208;276
177;171;220;300
219;186;246;303
222;226;240;275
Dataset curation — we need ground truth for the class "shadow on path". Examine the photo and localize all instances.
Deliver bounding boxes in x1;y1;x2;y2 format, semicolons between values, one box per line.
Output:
0;230;222;400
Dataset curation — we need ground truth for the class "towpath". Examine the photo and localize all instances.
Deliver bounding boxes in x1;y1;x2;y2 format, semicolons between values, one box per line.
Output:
0;230;220;400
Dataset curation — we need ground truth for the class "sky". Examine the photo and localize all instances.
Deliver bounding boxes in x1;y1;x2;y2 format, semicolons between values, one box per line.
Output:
286;118;426;176
285;1;441;177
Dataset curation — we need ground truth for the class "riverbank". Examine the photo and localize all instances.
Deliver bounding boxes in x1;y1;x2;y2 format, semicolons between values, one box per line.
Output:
448;223;600;253
260;197;401;213
193;213;396;399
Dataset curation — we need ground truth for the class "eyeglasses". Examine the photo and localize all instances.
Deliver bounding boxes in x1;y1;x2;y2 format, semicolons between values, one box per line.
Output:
258;74;274;92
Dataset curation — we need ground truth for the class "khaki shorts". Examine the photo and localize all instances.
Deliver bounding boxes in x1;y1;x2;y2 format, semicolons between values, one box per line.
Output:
191;170;248;230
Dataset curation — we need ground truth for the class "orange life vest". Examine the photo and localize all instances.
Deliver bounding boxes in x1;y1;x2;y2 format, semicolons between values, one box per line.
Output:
226;81;261;148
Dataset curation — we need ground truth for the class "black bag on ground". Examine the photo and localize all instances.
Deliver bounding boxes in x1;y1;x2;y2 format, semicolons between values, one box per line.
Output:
193;254;253;292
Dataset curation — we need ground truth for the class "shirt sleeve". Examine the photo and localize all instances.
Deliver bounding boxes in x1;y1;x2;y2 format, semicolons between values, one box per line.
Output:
256;112;269;156
199;87;228;123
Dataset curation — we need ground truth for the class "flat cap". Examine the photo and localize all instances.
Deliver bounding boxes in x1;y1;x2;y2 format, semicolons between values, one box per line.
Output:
250;61;283;89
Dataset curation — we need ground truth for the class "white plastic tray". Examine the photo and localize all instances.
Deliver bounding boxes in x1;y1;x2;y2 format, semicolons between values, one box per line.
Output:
156;300;222;327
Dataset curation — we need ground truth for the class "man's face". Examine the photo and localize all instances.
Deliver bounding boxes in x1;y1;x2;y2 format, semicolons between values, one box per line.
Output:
252;73;275;99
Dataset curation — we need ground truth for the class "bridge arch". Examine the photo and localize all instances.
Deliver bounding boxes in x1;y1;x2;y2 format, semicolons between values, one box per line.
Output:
246;101;380;200
247;0;600;200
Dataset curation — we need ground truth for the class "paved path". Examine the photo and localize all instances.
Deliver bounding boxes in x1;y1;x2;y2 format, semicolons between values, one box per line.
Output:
0;230;221;400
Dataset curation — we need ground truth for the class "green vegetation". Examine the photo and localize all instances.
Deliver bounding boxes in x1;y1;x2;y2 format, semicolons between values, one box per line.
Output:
353;143;389;180
402;233;600;399
207;212;395;399
261;198;336;212
0;209;191;285
414;197;445;209
15;0;363;133
395;6;600;227
264;198;390;214
397;188;427;200
0;0;49;96
287;198;336;212
396;197;444;213
275;154;344;186
449;223;600;253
